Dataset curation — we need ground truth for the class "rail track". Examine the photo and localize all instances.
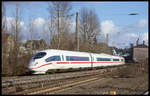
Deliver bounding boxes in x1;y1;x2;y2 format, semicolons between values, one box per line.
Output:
2;64;128;95
27;74;109;94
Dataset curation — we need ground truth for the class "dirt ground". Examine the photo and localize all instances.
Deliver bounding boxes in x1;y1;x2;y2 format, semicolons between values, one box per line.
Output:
53;61;149;95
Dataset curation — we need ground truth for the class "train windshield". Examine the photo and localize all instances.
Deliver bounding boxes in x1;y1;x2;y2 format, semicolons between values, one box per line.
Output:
33;52;46;59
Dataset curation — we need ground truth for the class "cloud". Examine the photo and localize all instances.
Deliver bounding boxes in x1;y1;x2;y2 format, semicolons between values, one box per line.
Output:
6;17;27;33
6;17;26;30
137;19;147;28
5;16;148;48
100;19;148;48
5;17;13;30
127;33;138;37
29;17;46;40
142;32;148;41
33;17;45;27
5;17;48;42
101;20;119;35
4;17;28;42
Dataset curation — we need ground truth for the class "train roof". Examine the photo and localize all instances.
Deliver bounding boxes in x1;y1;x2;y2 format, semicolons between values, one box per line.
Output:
40;49;89;54
38;49;123;58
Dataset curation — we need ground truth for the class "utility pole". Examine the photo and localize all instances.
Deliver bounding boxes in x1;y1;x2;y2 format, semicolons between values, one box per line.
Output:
106;33;109;46
76;12;79;51
57;5;60;49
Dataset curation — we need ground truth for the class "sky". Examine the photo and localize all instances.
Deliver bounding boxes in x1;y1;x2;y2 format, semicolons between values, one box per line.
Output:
3;1;148;48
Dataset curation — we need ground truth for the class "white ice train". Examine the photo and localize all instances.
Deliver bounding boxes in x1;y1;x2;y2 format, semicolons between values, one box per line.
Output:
28;49;125;74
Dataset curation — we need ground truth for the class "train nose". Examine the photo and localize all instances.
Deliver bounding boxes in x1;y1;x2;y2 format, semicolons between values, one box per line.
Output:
28;59;35;71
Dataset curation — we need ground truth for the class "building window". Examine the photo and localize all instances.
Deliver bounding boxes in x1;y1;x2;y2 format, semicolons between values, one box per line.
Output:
45;56;61;62
97;58;111;61
66;56;89;61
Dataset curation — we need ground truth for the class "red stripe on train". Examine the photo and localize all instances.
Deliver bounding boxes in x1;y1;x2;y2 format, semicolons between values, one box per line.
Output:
57;62;69;64
70;62;91;64
30;61;121;70
30;62;52;70
58;62;121;64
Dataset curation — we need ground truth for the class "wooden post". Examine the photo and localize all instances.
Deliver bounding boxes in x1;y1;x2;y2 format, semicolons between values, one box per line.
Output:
76;12;79;51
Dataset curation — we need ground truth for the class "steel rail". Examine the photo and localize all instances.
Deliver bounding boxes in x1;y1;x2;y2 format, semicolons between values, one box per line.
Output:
2;64;127;94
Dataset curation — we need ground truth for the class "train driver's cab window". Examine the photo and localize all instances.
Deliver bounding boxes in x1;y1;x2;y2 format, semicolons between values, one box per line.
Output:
33;52;46;59
45;56;61;62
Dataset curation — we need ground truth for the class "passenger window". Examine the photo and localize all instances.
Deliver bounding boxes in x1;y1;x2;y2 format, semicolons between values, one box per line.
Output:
97;58;111;61
66;56;89;61
113;59;119;61
45;56;61;62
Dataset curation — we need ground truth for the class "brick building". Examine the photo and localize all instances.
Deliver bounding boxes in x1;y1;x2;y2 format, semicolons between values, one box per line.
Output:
131;39;148;63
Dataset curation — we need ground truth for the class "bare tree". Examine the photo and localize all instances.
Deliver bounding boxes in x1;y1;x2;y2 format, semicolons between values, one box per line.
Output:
2;2;8;75
48;16;57;48
9;3;23;75
88;9;100;43
47;2;72;49
79;7;101;52
42;21;49;50
79;7;89;43
12;3;22;42
2;2;6;34
28;16;35;54
47;18;57;49
29;17;34;42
